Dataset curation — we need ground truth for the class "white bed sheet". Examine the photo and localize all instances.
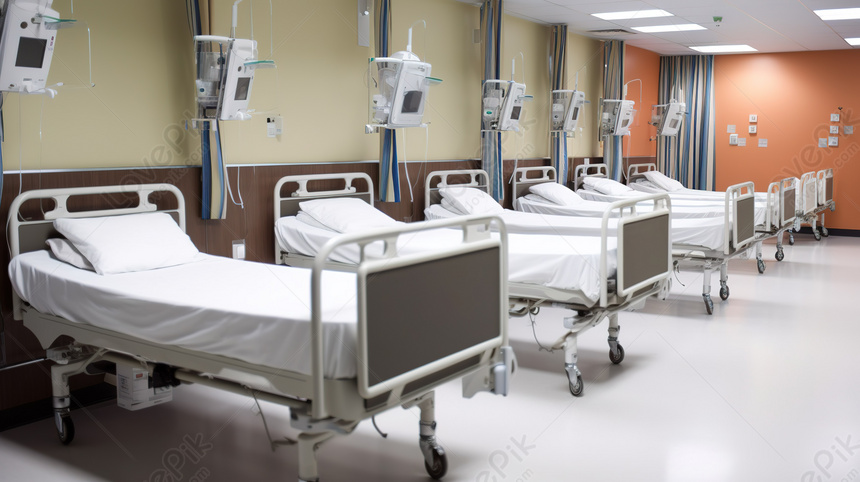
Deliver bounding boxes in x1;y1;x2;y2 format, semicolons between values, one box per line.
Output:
425;204;725;251
516;194;733;219
276;216;617;303
10;251;361;379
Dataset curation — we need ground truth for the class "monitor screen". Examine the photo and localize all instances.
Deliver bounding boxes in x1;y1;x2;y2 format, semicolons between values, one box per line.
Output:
15;37;47;69
572;106;580;121
510;106;521;121
401;90;423;113
234;77;251;101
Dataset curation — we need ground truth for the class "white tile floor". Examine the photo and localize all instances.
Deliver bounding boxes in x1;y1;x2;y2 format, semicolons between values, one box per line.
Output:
3;235;860;482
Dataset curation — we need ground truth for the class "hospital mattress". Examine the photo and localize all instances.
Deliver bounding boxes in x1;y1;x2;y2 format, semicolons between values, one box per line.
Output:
516;194;740;219
276;216;617;303
424;205;726;251
10;251;362;379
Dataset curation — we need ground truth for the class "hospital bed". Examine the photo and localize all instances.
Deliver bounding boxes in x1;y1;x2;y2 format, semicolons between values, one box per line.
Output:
510;165;758;314
624;162;798;264
7;183;514;482
274;173;672;397
789;169;835;241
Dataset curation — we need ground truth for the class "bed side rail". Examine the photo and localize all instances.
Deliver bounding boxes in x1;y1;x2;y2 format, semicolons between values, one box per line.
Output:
424;169;490;210
625;163;657;184
798;171;817;215
512;166;556;201
725;181;756;255
310;215;509;419
7;184;185;320
599;193;672;306
573;163;607;190
274;173;374;262
817;169;834;206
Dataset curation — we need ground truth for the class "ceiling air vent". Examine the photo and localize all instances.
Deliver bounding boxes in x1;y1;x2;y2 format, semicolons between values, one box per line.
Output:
588;29;636;37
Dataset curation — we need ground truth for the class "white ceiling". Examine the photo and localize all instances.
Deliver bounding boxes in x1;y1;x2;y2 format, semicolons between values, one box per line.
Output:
461;0;860;54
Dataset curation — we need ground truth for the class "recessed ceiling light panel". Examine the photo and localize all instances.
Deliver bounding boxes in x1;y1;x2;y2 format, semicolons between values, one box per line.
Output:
846;38;860;46
632;24;706;33
593;9;673;21
689;45;757;53
814;8;860;21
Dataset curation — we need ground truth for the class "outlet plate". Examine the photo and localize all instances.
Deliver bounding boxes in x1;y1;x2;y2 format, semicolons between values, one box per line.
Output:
232;239;246;260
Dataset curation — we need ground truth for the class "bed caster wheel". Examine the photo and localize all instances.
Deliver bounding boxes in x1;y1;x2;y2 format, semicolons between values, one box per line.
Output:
703;294;714;315
757;258;766;274
788;234;795;245
568;375;584;397
822;227;829;237
775;249;784;262
55;411;75;445
424;446;448;480
814;230;822;241
719;285;730;301
609;344;625;365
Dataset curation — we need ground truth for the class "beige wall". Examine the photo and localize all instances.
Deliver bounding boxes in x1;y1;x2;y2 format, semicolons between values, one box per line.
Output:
3;0;606;171
564;32;603;158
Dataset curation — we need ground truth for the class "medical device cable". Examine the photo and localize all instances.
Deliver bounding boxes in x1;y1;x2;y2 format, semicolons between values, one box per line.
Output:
251;390;296;451
371;415;389;438
402;128;414;204
218;124;245;210
528;309;559;353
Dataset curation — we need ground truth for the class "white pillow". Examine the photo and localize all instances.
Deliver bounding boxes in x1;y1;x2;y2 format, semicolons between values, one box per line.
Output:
54;212;200;275
440;197;465;215
643;170;685;192
46;238;94;271
296;211;335;231
438;187;503;215
528;182;583;206
582;176;633;195
522;193;553;204
299;197;397;233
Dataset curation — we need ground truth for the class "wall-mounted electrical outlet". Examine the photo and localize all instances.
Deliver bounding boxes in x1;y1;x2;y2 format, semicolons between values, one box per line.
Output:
232;239;246;260
267;117;283;138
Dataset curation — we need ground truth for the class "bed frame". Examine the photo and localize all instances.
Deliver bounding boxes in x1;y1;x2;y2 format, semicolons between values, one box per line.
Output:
791;170;836;241
421;169;672;395
515;165;760;314
8;183;513;482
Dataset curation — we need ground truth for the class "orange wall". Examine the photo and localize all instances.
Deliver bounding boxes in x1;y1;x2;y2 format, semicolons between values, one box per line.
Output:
714;50;860;230
624;45;660;157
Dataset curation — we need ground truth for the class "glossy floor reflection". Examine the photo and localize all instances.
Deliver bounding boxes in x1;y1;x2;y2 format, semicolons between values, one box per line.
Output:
2;235;859;481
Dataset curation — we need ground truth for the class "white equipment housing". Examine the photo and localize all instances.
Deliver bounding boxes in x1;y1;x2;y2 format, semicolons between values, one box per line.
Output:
551;89;586;133
0;0;58;94
368;51;436;129
650;102;686;136
599;99;636;137
194;35;273;121
483;80;531;132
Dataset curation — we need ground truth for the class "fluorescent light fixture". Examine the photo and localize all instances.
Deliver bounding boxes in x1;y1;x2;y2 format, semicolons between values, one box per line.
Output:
846;38;860;46
814;8;860;21
690;44;757;53
632;24;706;33
593;9;673;21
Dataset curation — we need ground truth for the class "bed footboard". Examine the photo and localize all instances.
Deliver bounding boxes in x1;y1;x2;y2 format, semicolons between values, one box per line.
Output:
725;181;756;255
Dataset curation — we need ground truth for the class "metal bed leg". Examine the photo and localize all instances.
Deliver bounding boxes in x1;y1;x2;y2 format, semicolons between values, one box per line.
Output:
812;216;821;241
297;432;335;482
563;332;583;396
820;212;829;237
607;315;624;365
718;263;730;301
775;230;785;262
50;357;92;445
702;266;714;315
417;392;447;480
755;242;766;274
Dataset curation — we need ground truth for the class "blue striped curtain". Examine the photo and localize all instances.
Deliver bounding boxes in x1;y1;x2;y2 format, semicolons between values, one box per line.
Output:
375;0;400;201
657;55;715;190
602;40;625;181
549;25;568;184
481;0;504;201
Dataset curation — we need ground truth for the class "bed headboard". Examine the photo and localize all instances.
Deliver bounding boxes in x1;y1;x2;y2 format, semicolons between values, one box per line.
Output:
7;183;185;319
512;167;556;201
573;163;607;190
625;163;656;185
798;171;817;215
424;170;490;210
724;182;757;255
817;168;833;205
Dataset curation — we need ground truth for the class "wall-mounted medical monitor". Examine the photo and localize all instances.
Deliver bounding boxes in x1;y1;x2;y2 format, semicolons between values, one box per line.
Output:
482;80;531;132
0;0;59;93
368;51;438;130
649;102;686;136
599;99;636;137
551;89;586;134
